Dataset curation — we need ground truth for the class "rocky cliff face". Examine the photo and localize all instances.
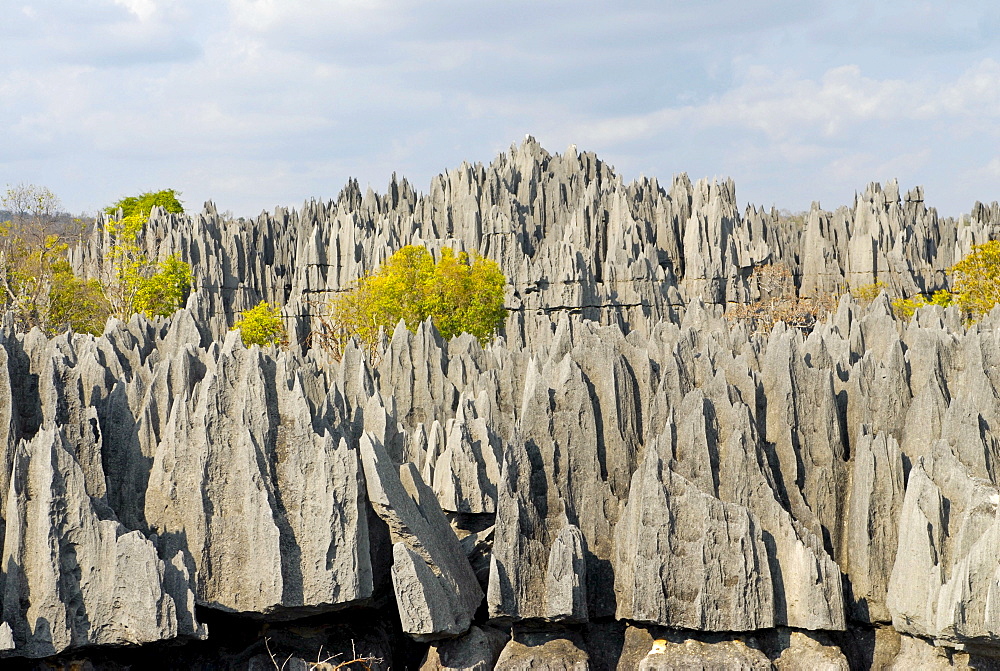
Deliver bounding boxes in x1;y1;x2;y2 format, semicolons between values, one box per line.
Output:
69;137;1000;347
5;140;1000;668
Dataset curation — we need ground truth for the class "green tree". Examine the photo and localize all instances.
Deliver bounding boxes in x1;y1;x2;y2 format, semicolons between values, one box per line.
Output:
105;189;184;218
328;245;506;358
2;183;61;227
0;184;63;328
233;301;286;347
101;198;192;321
135;254;194;319
48;259;109;335
424;247;508;342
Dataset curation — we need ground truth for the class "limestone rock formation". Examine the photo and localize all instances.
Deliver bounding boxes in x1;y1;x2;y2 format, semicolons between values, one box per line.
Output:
638;638;771;671
68;138;1000;347
142;332;373;616
1;140;999;666
1;427;203;658
773;632;849;671
360;433;483;640
420;625;510;671
494;630;590;671
614;434;774;631
845;430;904;622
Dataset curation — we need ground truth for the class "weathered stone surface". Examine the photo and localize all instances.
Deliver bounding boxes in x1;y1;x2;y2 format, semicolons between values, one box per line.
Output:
272;357;373;611
0;622;13;651
1;427;202;658
887;447;1000;646
494;629;590;671
614;435;774;631
773;631;849;670
142;335;283;613
420;624;510;671
360;433;482;640
432;396;501;514
845;430;905;623
887;634;954;670
143;333;372;616
638;638;771;671
488;354;611;623
761;326;847;562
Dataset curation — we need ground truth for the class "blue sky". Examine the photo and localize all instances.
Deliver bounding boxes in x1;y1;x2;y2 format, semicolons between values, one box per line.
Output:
1;1;998;218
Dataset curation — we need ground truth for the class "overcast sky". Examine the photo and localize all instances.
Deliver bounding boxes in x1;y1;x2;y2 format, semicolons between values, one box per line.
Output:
2;1;998;218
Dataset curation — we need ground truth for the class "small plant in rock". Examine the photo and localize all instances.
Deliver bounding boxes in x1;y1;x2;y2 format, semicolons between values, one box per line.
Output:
233;300;286;347
891;290;954;320
850;280;888;306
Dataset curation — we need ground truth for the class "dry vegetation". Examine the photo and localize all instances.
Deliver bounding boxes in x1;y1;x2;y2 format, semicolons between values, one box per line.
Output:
727;263;837;334
265;638;382;671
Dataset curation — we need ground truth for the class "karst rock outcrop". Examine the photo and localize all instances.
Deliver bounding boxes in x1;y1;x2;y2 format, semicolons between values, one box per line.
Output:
2;138;999;668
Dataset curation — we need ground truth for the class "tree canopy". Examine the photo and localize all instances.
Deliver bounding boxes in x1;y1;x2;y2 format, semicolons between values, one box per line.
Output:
0;184;105;333
104;189;184;218
102;199;192;321
328;245;506;357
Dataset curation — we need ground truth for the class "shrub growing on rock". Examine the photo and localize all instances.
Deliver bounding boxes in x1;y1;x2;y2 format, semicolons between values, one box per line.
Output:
891;289;953;320
851;280;888;306
727;263;834;334
233;300;286;347
882;242;1000;321
48;258;109;335
327;245;506;358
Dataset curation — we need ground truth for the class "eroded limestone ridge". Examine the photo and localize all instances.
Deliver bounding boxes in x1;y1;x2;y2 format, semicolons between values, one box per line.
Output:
1;140;996;666
70;137;1000;349
0;291;997;666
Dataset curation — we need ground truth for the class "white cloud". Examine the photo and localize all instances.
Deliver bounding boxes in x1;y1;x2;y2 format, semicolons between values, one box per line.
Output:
227;0;403;38
563;58;1000;153
931;58;1000;118
111;0;157;21
2;1;998;218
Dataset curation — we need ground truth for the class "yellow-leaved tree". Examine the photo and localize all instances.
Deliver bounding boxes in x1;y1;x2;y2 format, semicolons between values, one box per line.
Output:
327;245;506;359
950;240;1000;318
233;301;286;347
889;240;1000;321
102;192;193;320
0;183;107;334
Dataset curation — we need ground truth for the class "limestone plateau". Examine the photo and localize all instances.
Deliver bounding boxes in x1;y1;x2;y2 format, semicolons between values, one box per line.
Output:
2;138;1000;669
